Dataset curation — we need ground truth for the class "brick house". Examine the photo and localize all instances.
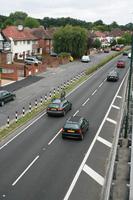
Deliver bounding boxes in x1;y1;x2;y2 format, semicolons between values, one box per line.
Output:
2;25;41;62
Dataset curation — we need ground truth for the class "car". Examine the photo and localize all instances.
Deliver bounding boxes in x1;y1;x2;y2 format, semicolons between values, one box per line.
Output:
104;48;110;53
46;98;72;116
81;55;90;63
111;46;116;51
61;116;89;140
50;52;58;57
0;90;16;106
107;70;119;82
128;53;131;58
24;57;42;65
117;60;125;68
123;51;128;56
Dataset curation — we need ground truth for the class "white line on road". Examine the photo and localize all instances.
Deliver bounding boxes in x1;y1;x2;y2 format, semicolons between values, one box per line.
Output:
82;98;90;106
83;164;104;186
106;117;117;125
98;82;103;88
12;155;39;186
117;95;122;99
112;105;120;110
48;129;62;145
97;136;112;148
73;110;79;117
92;89;97;96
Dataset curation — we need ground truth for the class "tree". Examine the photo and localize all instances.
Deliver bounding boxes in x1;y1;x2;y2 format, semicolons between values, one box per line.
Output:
122;32;132;44
117;37;126;45
92;38;101;49
24;17;40;28
9;11;28;21
53;25;88;58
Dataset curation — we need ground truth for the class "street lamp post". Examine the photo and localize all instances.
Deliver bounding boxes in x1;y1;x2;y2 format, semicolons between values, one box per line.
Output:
124;32;133;138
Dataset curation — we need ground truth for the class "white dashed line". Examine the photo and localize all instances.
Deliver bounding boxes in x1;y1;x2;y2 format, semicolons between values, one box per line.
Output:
117;95;122;99
73;110;79;117
48;129;62;145
112;105;120;110
97;136;112;148
106;117;117;125
12;155;39;186
83;164;104;186
82;98;90;106
98;82;103;88
92;89;97;96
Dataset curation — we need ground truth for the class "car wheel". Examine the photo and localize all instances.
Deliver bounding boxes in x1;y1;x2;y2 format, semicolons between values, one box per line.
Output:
1;101;4;106
63;110;66;116
70;104;72;110
12;96;16;101
80;134;83;140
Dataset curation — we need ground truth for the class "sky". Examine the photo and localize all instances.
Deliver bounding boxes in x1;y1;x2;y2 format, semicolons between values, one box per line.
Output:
0;0;133;25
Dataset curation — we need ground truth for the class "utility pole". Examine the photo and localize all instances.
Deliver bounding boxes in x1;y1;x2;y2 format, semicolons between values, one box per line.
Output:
124;33;133;138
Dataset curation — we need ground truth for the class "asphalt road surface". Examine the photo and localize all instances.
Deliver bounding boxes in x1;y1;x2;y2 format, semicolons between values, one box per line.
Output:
0;54;129;200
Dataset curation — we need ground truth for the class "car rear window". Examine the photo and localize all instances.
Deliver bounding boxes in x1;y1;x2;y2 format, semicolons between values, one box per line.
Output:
48;103;60;108
64;122;79;129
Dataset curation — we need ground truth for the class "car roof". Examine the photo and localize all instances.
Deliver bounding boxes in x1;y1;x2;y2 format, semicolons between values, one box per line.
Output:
67;116;83;123
0;90;8;93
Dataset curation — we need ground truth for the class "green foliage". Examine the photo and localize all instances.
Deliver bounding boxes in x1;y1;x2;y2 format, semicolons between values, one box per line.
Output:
58;52;71;58
92;38;101;49
122;32;132;44
117;37;126;45
24;17;40;28
110;39;117;46
9;11;27;21
53;25;88;57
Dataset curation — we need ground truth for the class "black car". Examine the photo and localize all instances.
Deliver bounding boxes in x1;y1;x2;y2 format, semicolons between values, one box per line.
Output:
0;90;16;106
123;51;128;56
107;70;119;82
46;98;72;116
61;116;89;140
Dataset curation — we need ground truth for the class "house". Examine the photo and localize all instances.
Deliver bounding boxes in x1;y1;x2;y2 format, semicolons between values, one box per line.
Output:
31;26;53;54
2;25;41;61
0;30;12;64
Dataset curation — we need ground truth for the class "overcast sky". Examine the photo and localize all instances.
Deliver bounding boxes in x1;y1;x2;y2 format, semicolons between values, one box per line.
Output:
0;0;133;25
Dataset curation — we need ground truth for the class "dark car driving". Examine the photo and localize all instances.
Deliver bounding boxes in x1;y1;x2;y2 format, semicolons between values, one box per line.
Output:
107;70;119;82
117;60;125;68
0;90;16;106
46;98;72;116
61;116;89;140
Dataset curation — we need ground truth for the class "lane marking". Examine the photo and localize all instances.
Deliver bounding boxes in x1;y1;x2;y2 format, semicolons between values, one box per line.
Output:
73;110;79;117
112;105;120;110
92;89;97;96
48;129;62;145
117;95;122;99
98;82;103;88
12;155;39;186
83;164;104;186
63;71;128;200
106;117;117;125
97;136;112;148
82;98;90;106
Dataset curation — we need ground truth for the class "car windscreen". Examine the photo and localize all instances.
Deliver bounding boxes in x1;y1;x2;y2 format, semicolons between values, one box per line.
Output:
64;122;79;129
48;103;60;108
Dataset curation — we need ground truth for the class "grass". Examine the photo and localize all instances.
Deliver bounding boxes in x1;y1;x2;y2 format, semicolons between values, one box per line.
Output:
0;48;130;141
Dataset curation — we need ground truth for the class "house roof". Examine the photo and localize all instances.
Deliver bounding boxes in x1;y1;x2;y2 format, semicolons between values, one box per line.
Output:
31;26;52;39
2;26;37;41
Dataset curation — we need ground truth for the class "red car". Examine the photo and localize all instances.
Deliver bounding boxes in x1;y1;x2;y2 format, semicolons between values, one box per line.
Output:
117;60;125;68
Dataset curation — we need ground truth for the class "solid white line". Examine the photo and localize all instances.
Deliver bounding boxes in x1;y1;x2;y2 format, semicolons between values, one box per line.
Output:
48;129;62;145
82;98;90;106
83;164;104;186
117;95;122;99
63;72;128;200
112;105;120;110
97;136;112;148
12;155;39;186
0;112;46;150
106;117;117;125
98;82;103;88
92;89;97;96
73;110;79;117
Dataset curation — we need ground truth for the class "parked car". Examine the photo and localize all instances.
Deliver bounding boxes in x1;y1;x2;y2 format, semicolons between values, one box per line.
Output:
50;52;58;57
61;116;89;140
46;98;72;116
24;57;42;65
117;60;125;68
104;48;110;53
81;55;90;62
107;70;119;82
0;90;16;106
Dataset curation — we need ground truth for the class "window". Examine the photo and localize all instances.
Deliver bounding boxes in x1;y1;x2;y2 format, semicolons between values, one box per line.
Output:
14;41;17;45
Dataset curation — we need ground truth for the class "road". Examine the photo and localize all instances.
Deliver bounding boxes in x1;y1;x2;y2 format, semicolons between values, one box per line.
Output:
0;51;120;127
0;54;129;199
